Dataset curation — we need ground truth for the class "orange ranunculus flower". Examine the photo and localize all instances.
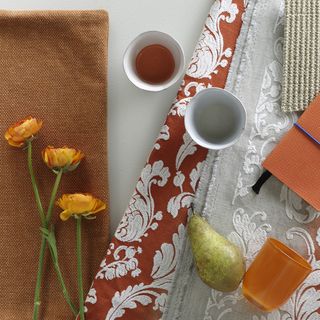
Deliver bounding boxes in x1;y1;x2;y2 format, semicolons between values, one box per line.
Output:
56;193;106;221
42;146;84;172
4;116;43;147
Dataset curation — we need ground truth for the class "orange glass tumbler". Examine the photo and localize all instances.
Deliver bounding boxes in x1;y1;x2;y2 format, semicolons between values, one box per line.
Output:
243;237;312;311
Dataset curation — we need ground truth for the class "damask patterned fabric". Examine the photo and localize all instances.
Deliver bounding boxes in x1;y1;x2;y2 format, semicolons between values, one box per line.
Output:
82;1;246;319
165;0;320;319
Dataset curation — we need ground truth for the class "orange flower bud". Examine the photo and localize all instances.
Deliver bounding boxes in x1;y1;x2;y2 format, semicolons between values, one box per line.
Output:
5;116;42;147
56;193;106;221
42;146;84;172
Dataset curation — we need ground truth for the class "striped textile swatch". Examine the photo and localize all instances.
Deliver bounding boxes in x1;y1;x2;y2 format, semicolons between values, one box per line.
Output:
282;0;320;112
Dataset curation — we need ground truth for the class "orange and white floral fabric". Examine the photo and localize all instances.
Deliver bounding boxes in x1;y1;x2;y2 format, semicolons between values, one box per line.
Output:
82;1;246;319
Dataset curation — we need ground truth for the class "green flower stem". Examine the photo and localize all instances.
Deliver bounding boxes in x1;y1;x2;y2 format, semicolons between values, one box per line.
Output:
27;142;77;318
55;264;78;316
50;248;78;316
27;141;45;226
76;216;85;320
45;169;78;316
46;169;63;224
27;141;46;320
27;149;75;319
47;168;77;315
33;237;46;320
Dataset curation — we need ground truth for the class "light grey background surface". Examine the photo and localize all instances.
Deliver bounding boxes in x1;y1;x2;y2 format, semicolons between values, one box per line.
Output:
0;0;213;234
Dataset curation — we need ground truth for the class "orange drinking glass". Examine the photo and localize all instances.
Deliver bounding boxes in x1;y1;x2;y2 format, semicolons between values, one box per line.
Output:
243;237;312;311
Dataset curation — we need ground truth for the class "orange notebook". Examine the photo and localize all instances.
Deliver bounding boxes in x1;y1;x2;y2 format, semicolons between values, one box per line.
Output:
263;95;320;210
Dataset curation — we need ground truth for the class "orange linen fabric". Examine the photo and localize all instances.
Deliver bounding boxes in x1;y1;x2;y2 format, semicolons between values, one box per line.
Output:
0;11;109;319
264;95;320;210
82;1;246;319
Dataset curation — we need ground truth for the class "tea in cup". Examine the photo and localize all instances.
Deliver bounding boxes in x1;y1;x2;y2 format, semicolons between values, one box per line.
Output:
123;31;185;92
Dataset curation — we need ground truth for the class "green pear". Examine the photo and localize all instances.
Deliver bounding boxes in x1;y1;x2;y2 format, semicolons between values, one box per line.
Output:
188;214;245;292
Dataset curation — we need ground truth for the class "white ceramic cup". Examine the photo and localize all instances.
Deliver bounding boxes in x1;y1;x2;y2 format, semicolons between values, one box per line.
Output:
123;31;185;92
184;88;246;150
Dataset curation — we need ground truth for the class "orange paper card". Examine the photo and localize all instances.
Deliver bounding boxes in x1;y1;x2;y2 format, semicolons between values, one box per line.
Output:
263;95;320;210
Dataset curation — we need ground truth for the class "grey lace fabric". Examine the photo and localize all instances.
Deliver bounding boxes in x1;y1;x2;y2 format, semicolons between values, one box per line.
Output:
282;0;320;112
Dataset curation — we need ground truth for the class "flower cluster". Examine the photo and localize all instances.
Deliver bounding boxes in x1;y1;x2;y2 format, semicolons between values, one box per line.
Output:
5;116;106;320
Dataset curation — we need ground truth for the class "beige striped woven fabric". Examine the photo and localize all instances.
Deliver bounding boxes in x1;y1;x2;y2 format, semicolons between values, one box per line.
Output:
282;0;320;112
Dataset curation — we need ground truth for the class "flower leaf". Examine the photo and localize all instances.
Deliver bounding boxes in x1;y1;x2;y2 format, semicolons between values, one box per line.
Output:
40;227;58;261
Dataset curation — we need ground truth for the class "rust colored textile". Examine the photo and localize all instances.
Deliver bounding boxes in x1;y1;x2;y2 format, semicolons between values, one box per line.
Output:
82;1;246;319
0;10;109;319
264;95;320;210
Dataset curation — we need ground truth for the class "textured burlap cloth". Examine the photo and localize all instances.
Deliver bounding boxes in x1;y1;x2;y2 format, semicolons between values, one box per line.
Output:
282;0;320;112
0;10;109;319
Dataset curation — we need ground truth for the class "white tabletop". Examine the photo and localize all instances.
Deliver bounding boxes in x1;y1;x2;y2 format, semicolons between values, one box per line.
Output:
0;0;213;235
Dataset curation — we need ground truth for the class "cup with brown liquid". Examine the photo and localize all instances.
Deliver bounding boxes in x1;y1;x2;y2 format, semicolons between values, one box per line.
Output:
123;31;185;91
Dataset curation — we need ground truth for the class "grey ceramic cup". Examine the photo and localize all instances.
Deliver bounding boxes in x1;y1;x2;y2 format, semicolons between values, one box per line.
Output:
184;87;246;150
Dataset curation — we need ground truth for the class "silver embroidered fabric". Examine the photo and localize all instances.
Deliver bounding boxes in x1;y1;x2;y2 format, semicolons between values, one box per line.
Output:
163;0;320;319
